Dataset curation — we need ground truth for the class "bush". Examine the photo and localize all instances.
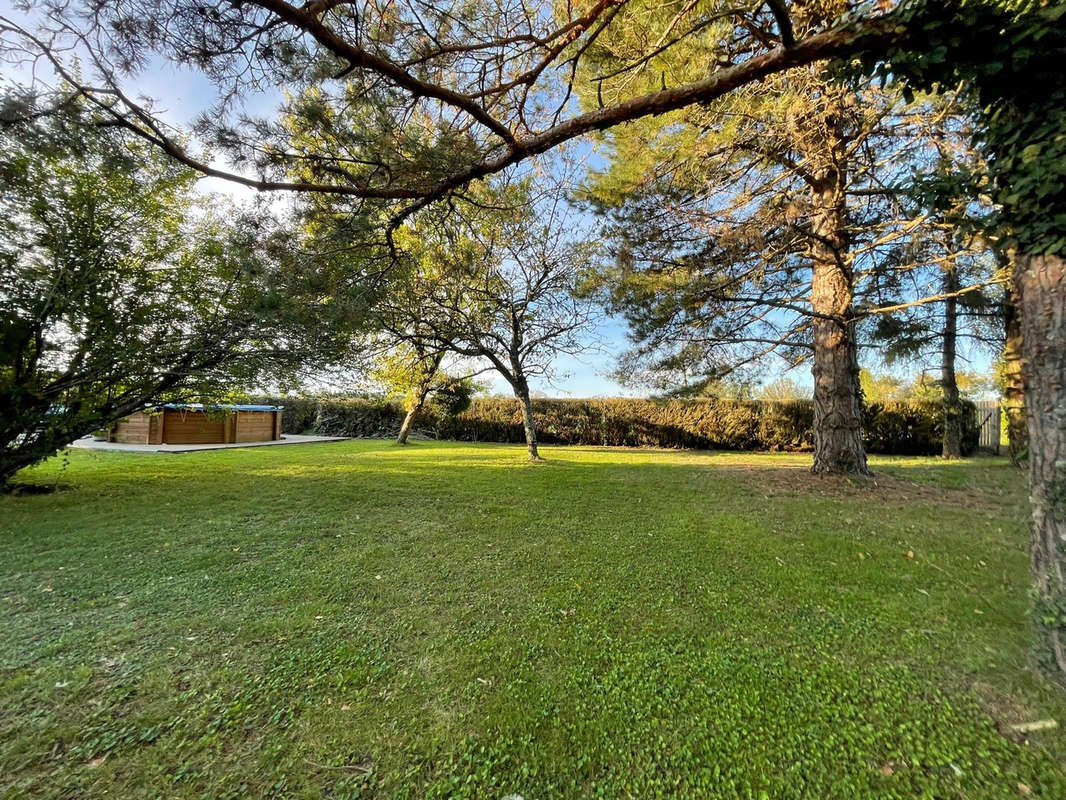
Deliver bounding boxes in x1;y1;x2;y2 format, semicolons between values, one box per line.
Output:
263;396;404;438
864;400;980;457
258;395;979;456
432;378;477;417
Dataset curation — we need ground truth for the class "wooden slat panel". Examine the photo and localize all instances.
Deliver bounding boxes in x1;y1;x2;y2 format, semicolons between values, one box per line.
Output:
113;412;151;444
162;410;227;444
116;409;281;444
148;415;163;445
235;411;276;442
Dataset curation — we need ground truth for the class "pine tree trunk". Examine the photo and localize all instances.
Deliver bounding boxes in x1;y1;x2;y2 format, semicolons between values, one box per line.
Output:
515;380;541;461
941;264;962;459
809;173;868;476
1004;267;1028;465
1016;253;1066;677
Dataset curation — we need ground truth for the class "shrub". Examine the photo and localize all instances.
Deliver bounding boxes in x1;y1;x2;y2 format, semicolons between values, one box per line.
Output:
864;400;980;457
431;378;478;417
258;395;979;456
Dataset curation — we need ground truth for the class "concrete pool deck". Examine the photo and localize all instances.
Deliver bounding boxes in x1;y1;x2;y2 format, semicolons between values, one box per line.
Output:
71;434;347;453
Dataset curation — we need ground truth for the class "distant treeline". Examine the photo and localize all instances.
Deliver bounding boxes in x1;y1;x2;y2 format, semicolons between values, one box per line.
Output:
258;396;980;456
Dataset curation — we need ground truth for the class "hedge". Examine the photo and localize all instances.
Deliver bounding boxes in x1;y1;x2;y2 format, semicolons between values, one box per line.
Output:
258;395;979;456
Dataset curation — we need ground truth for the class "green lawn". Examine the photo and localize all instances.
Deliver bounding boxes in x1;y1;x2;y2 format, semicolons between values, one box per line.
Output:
3;442;1065;798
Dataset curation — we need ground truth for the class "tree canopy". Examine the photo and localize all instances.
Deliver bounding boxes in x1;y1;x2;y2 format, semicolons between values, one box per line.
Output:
0;0;904;219
0;99;352;486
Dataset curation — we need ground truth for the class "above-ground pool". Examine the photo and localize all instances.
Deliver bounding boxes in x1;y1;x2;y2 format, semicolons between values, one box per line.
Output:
110;404;283;445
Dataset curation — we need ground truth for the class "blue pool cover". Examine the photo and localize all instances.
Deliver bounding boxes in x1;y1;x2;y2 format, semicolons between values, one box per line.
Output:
152;403;283;412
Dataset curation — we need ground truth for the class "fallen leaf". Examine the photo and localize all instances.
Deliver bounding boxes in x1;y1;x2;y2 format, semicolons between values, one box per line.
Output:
906;550;914;559
1018;782;1031;796
880;764;894;776
87;755;107;768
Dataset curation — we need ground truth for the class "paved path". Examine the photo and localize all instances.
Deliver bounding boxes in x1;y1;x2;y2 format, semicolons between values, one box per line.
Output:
70;434;347;453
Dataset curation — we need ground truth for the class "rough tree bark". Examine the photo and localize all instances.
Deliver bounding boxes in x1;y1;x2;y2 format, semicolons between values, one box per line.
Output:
941;263;962;459
1004;265;1028;466
1016;253;1066;676
808;157;868;475
396;383;430;445
396;352;443;445
513;375;541;461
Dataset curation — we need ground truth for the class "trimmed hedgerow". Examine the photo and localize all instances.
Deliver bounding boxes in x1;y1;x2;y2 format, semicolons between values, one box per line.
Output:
863;400;980;457
259;395;979;456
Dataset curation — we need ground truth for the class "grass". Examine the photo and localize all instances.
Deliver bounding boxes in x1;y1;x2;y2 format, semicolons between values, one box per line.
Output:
2;441;1066;798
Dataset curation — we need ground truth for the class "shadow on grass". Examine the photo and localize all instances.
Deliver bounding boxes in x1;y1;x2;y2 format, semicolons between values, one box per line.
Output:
0;441;1057;799
2;480;71;495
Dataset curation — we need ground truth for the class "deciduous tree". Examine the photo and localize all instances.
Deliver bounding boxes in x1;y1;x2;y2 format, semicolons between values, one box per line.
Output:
0;99;344;486
391;181;601;460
